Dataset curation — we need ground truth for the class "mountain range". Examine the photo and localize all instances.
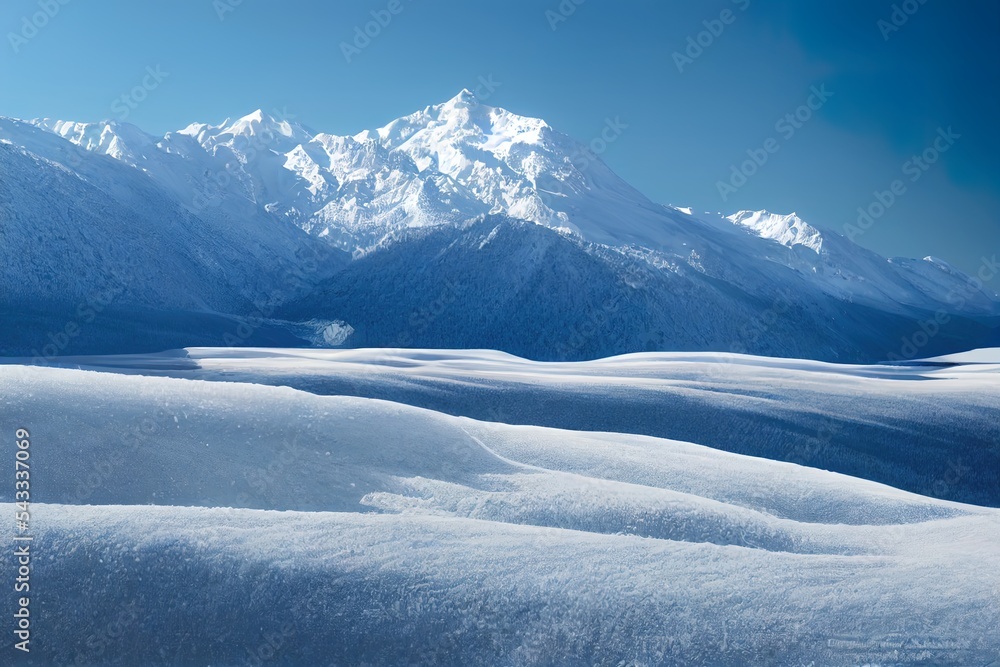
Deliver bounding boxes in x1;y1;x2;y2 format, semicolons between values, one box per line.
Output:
1;89;997;361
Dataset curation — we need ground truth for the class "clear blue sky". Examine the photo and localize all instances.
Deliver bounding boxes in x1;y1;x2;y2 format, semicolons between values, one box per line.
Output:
2;0;997;274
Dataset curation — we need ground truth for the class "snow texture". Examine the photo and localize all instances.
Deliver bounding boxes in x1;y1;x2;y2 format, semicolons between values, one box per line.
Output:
1;351;998;665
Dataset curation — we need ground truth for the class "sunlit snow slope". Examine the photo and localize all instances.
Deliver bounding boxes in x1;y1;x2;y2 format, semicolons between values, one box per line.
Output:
50;346;1000;506
2;352;998;665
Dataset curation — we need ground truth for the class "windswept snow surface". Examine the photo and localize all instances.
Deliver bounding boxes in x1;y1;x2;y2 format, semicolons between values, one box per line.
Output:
2;352;998;665
923;347;1000;365
47;346;1000;506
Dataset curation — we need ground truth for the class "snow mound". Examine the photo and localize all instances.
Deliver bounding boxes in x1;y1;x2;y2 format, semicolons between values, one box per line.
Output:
62;345;997;506
1;359;998;665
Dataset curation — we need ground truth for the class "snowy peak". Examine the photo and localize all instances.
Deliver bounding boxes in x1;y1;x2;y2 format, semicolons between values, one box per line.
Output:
4;95;1000;364
29;118;155;164
921;255;966;276
223;109;307;141
23;94;662;250
438;87;480;112
451;87;477;103
176;108;313;154
430;88;550;141
354;89;554;166
15;97;997;322
727;210;825;254
342;90;673;248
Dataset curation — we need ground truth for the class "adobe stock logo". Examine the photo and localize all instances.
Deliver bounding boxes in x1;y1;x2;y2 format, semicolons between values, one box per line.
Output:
213;0;244;21
7;0;72;54
877;0;930;41
340;0;415;64
716;84;833;202
545;0;586;31
844;126;959;242
111;66;170;121
672;0;751;74
886;252;999;362
566;117;629;172
540;116;628;207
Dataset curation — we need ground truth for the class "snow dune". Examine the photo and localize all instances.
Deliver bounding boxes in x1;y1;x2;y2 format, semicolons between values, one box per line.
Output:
18;504;1000;666
1;356;999;665
47;346;1000;506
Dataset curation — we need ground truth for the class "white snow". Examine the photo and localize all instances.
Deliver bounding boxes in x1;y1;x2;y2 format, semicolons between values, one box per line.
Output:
925;347;1000;363
0;116;342;314
1;349;998;663
12;94;999;323
726;209;825;254
38;346;1000;505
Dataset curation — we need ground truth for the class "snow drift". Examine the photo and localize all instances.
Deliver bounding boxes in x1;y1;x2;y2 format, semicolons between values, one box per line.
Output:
1;353;998;665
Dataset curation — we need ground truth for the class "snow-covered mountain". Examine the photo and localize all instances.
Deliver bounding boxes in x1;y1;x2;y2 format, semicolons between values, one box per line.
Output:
0;117;347;355
2;91;998;360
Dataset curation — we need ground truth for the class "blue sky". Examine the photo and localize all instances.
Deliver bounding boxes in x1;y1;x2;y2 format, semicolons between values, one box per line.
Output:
1;0;997;274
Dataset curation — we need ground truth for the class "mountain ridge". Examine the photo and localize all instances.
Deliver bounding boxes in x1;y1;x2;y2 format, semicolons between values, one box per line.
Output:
1;91;997;361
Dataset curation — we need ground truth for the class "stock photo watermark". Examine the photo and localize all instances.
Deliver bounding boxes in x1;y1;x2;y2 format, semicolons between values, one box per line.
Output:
555;260;646;358
540;114;629;209
886;252;999;361
672;0;751;73
72;603;141;666
191;106;298;212
340;0;416;63
7;0;71;54
111;66;170;121
29;282;124;364
877;0;929;41
464;75;502;103
567;116;628;172
213;0;243;21
844;126;959;242
716;84;833;202
545;0;586;31
13;428;33;654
